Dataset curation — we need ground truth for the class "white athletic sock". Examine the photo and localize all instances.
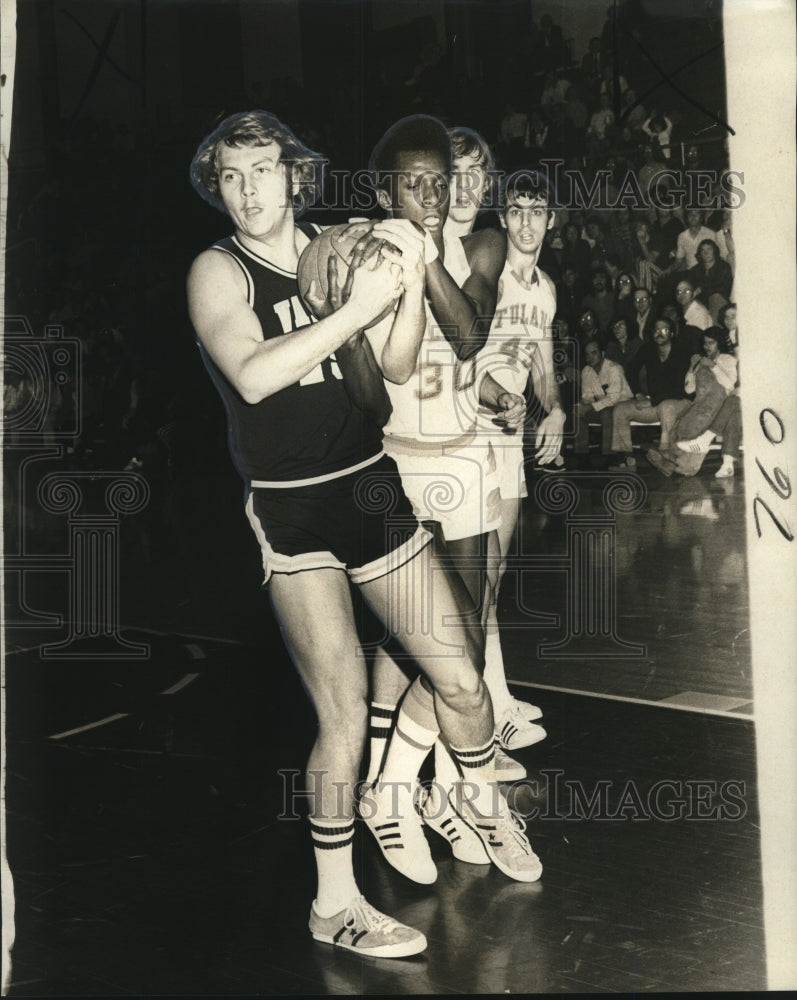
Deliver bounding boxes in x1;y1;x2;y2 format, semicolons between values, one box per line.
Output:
365;701;396;786
482;628;512;718
310;817;359;918
380;676;438;785
449;738;501;817
433;738;460;795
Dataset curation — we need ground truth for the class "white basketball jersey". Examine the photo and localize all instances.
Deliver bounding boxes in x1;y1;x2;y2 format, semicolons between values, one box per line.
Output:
381;232;477;443
477;260;557;398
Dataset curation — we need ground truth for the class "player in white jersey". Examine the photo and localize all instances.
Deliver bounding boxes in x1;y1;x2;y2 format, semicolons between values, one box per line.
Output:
447;131;550;753
478;171;565;748
360;116;544;885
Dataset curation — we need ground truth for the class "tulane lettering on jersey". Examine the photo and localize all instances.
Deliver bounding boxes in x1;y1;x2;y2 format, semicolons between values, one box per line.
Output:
197;231;381;482
478;263;557;399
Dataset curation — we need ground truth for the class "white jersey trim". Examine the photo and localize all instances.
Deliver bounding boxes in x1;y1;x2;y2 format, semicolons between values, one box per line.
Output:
230;225;322;277
250;449;384;489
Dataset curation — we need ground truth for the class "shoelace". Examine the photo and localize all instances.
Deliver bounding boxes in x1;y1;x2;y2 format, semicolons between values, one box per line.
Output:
494;802;535;859
344;896;397;933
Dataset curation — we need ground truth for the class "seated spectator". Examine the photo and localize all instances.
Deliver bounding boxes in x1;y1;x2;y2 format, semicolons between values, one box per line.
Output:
586;93;615;161
560;221;592;283
647;328;739;477
581;268;615;337
582;215;615;273
662;297;702;356
713;206;736;272
619;88;647;132
581;36;606;91
610;207;636;272
670;209;716;271
719;301;739;352
577;307;602;351
499;101;530;168
526;107;551;157
609;315;693;470
557;265;588;331
632;286;656;343
687;238;733;322
675;276;712;332
604;316;643;385
611;271;637;326
631;218;666;292
574;338;633;468
599;65;629;100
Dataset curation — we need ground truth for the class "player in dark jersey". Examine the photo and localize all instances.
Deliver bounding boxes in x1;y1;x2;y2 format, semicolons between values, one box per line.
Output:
187;111;536;958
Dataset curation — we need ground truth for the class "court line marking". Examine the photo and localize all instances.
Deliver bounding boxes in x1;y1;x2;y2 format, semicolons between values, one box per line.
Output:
161;672;200;696
511;680;754;721
49;713;131;741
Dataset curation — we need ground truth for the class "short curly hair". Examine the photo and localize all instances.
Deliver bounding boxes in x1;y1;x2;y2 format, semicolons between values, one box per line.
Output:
189;110;324;217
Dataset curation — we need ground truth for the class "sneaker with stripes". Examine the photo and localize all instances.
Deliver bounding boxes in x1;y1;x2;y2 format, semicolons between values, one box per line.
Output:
360;780;437;884
449;782;543;883
420;782;489;865
309;895;427;958
496;703;547;751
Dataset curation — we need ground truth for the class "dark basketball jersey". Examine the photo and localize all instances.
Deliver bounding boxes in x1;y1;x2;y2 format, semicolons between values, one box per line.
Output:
197;225;383;485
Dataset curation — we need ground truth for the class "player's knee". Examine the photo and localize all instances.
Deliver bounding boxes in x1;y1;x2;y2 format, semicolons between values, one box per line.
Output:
435;667;487;715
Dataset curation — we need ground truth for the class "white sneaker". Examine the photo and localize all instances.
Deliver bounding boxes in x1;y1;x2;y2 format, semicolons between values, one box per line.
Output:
309;895;427;958
449;784;543;883
360;781;437;884
420;783;489;865
493;746;527;781
509;696;543;722
496;703;547;751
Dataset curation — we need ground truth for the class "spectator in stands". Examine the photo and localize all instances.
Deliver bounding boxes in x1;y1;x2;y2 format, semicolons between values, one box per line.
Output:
719;301;739;352
631;286;656;344
574;338;633;469
609;315;693;470
586;92;615;162
611;271;637;326
558;265;587;331
670;209;716;271
610;207;636;272
581;268;615;337
578;307;602;349
641;110;674;159
713;206;736;272
647;327;738;478
631;218;665;292
581;37;606;91
604;316;643;386
561;221;592;282
687;238;733;322
620;88;647;132
676;276;712;333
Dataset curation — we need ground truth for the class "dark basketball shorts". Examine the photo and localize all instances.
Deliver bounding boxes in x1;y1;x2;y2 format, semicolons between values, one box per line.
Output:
245;454;432;585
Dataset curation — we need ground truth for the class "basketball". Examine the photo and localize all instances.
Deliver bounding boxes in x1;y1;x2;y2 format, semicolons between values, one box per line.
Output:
297;221;397;321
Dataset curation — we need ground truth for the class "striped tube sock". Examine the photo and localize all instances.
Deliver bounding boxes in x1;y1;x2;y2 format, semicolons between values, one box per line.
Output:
365;701;397;786
483;628;512;717
433;738;460;795
310;817;359;918
450;738;500;815
380;676;439;785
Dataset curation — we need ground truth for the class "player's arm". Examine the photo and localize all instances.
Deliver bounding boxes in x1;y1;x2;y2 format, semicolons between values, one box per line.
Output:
364;221;427;384
186;248;399;404
335;331;392;426
528;334;566;464
479;371;526;429
427;226;505;361
305;250;392;425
